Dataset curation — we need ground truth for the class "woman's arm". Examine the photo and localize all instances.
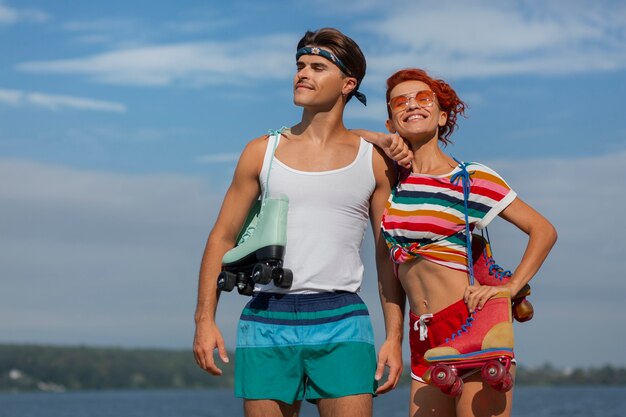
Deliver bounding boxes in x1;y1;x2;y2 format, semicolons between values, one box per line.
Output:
464;197;557;312
352;129;412;168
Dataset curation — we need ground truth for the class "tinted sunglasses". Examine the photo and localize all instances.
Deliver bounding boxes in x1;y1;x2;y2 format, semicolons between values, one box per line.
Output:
388;90;436;113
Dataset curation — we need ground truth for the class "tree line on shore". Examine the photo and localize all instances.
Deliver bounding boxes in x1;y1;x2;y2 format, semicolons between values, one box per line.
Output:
1;344;625;392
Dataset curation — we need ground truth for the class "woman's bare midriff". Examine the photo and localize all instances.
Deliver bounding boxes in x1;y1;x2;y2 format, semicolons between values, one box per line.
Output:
397;256;475;316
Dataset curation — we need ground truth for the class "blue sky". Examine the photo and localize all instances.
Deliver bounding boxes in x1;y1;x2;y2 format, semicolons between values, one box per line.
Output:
1;0;625;370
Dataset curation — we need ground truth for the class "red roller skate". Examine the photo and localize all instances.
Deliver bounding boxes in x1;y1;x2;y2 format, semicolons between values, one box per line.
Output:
422;292;515;397
472;234;534;322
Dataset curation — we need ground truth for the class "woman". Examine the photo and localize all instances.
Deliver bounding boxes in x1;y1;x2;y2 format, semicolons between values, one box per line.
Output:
378;69;557;417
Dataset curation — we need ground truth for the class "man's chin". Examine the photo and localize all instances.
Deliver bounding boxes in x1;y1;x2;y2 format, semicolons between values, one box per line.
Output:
293;98;308;107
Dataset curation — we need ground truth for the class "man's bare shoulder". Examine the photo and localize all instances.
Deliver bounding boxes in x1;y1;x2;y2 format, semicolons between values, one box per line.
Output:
244;134;270;150
231;134;272;178
371;144;397;185
371;144;393;166
238;134;270;159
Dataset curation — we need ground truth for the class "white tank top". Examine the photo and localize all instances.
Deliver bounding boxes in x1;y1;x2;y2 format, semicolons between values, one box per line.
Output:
257;135;376;293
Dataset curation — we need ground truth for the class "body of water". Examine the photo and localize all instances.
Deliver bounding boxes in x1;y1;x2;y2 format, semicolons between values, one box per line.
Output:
1;386;625;417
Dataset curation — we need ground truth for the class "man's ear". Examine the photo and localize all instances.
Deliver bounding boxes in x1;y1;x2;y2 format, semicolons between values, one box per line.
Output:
342;77;357;96
385;120;396;133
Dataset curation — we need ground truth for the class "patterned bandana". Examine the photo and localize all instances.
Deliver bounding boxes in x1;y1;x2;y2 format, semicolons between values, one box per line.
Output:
296;46;367;106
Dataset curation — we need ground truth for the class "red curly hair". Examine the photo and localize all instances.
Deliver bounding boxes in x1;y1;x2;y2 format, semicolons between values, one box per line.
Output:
386;68;467;145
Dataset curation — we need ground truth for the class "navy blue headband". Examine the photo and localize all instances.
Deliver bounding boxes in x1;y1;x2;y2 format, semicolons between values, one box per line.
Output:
296;46;367;106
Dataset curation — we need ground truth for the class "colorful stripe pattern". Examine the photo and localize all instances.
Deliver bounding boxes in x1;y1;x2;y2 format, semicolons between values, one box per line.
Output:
235;291;377;402
236;292;375;348
381;162;516;271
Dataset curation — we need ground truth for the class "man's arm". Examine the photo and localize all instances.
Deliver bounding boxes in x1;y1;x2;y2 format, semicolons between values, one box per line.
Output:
193;135;268;376
370;147;406;394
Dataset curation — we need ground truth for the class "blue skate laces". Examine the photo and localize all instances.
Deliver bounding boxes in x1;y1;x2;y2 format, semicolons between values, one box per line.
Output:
445;315;475;343
267;126;289;137
487;258;512;280
450;158;476;285
483;229;512;280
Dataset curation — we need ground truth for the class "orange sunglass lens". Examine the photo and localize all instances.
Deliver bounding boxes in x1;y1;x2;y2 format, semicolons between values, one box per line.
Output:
389;97;408;111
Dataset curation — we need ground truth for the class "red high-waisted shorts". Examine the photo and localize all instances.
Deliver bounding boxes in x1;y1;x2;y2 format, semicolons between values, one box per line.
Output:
409;299;470;381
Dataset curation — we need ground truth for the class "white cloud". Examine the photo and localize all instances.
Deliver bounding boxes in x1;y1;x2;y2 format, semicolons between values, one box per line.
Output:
344;97;389;124
17;34;296;87
0;3;17;24
196;153;240;164
488;150;625;255
63;18;138;33
369;4;576;54
357;0;626;80
62;14;236;46
165;18;233;35
63;126;188;144
0;158;224;347
0;88;126;112
14;1;626;89
61;18;157;48
0;1;48;25
0;88;21;105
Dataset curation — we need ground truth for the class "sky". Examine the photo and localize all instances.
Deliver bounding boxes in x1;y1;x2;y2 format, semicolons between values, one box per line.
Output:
1;0;625;371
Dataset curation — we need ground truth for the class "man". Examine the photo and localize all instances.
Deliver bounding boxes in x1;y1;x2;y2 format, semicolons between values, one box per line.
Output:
193;28;405;417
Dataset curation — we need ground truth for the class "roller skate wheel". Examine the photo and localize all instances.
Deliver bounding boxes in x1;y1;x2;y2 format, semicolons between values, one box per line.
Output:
495;372;514;392
217;271;237;292
422;368;432;384
273;267;293;288
481;360;506;386
251;263;273;285
513;298;534;322
513;283;532;299
430;364;456;390
443;377;463;397
237;276;255;296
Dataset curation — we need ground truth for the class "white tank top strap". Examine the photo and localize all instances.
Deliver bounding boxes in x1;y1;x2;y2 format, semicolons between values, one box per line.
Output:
260;130;282;199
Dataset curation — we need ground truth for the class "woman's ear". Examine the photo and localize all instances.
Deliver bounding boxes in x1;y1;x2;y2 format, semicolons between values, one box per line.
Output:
438;111;448;127
385;119;396;133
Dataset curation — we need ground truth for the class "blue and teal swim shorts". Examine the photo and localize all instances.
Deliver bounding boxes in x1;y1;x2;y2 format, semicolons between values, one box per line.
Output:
234;291;377;404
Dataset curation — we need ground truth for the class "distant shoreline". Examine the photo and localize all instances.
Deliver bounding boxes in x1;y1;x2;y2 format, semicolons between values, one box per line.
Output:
1;344;625;392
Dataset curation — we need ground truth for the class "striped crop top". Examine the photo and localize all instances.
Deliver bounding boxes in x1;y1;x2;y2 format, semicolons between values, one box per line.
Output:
381;162;517;271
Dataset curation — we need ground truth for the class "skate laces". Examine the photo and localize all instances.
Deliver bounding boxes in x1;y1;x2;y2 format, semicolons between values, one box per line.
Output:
267;126;288;137
238;223;256;244
445;315;475;343
482;229;512;281
487;258;512;280
414;314;433;341
450;159;476;286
